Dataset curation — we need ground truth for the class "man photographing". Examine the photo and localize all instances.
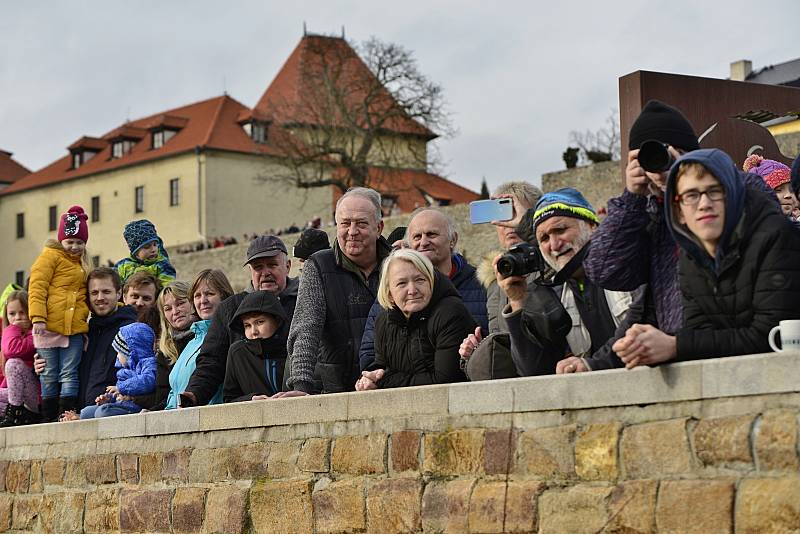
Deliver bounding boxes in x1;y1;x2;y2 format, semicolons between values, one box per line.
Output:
493;188;636;375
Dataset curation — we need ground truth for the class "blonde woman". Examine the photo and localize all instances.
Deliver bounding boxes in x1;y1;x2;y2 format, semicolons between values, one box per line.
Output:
132;280;197;411
356;249;475;390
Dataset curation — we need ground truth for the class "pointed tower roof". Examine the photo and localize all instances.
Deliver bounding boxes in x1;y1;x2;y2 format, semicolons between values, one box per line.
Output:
254;34;436;139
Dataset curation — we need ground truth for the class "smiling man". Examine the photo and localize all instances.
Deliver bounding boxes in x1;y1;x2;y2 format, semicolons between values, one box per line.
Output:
496;188;636;376
284;187;392;395
179;235;298;407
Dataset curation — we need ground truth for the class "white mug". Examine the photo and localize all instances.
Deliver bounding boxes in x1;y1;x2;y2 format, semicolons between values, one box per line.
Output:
768;320;800;352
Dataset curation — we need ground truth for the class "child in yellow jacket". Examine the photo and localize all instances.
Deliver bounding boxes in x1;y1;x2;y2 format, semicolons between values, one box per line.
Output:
28;205;91;421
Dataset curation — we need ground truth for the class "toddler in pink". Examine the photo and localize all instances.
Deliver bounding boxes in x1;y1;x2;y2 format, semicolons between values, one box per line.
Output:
0;290;41;426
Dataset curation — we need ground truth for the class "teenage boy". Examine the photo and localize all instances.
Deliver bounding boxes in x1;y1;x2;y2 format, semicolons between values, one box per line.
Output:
223;291;289;402
614;149;800;366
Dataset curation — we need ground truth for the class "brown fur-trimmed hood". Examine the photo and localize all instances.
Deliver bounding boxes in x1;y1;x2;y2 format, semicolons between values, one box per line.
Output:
477;250;502;289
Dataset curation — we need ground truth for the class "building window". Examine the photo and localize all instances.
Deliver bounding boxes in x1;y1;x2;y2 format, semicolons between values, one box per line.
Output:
135;186;144;213
112;140;135;159
16;213;24;239
14;271;24;287
72;152;81;169
152;129;176;149
91;256;100;268
243;121;268;143
48;205;58;232
170;178;180;206
91;196;100;222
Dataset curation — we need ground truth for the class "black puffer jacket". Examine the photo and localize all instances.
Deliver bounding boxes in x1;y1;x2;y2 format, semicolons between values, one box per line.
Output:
665;149;800;360
371;270;476;388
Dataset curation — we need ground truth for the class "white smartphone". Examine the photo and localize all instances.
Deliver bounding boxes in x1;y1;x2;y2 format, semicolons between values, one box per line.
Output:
469;198;513;224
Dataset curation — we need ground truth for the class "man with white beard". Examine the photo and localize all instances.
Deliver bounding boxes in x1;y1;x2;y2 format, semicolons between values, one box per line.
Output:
492;188;638;376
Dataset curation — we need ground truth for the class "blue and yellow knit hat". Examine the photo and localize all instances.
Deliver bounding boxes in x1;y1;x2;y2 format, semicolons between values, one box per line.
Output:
123;219;160;256
532;188;599;229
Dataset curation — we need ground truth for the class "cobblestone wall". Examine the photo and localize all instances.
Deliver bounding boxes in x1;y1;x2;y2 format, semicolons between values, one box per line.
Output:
542;161;622;212
0;351;798;533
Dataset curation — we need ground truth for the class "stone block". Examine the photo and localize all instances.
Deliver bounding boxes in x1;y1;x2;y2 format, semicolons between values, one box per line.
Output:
484;428;515;475
313;478;366;533
736;477;800;533
298;437;330;473
423;429;485;476
267;440;303;479
754;410;799;471
656;479;733;533
29;461;43;493
701;350;800;398
138;453;162;485
607;479;657;534
188;448;229;483
199;400;263;431
85;454;117;485
421;478;475;533
119;488;173;532
11;494;42;530
0;461;7;490
515;425;576;479
64;458;87;488
84;488;120;533
228;442;270;479
162;448;191;482
42;458;65;487
504;480;546;533
692;415;753;467
347;385;449;420
0;494;12;532
172;487;207;534
448;378;515;415
249;478;313;534
144;407;199;435
576;422;622;481
621;419;692;479
41;492;85;534
97;411;146;438
116;454;139;484
468;481;506;533
538;485;613;534
391;430;421;473
5;461;30;494
204;485;247;534
366;478;422;534
332;434;387;475
261;393;348;427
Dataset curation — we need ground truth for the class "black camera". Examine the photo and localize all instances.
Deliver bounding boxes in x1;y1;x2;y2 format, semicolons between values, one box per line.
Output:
496;242;546;278
637;139;674;173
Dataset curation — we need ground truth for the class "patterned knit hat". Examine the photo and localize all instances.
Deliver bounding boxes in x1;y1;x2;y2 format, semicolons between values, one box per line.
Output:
532;188;599;229
123;219;160;257
58;205;89;243
628;100;700;152
743;154;791;190
111;331;131;360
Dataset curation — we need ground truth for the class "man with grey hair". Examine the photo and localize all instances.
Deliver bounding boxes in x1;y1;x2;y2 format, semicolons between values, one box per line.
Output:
358;207;488;370
280;187;391;395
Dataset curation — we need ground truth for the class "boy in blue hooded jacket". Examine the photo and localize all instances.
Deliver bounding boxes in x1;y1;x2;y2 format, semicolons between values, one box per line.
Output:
80;322;157;418
613;148;800;367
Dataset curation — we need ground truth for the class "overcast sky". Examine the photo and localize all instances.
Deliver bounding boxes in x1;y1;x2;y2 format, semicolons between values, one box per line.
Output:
1;1;798;192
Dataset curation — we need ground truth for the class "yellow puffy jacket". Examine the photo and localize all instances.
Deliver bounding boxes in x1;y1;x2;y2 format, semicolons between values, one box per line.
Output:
28;240;89;336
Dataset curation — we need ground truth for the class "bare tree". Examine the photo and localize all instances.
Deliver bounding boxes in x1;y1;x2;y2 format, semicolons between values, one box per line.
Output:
568;109;621;165
261;35;455;193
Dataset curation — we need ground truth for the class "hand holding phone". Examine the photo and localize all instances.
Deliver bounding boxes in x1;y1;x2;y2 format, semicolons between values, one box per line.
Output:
470;198;514;224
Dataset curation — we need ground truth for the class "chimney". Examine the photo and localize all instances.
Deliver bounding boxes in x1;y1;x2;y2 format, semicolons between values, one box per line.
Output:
730;60;752;81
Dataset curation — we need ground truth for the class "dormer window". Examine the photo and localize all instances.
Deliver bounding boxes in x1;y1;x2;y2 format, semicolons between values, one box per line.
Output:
68;136;106;169
243;121;268;144
152;129;176;149
111;139;136;159
71;149;98;169
72;153;81;169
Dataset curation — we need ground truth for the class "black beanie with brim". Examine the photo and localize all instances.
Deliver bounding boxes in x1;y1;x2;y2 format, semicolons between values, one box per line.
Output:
628;100;700;152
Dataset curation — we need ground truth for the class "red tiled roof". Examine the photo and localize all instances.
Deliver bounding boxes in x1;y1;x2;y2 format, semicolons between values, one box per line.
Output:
68;136;107;151
0;150;31;184
254;35;436;139
2;95;285;196
333;167;479;213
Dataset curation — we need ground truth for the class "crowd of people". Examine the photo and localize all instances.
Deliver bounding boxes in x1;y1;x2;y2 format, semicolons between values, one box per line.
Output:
0;99;798;428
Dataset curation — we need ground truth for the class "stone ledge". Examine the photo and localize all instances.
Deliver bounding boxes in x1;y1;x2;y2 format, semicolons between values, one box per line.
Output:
3;350;798;443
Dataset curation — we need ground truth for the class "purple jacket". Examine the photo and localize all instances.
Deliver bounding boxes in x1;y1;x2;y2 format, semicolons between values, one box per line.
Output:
584;174;777;334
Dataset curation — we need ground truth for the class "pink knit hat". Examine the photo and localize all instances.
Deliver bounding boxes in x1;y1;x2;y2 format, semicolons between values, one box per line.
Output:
743;154;791;190
57;205;89;243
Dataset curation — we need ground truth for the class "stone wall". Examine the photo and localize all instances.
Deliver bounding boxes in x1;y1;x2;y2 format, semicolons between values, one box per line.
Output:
0;351;798;533
542;161;622;212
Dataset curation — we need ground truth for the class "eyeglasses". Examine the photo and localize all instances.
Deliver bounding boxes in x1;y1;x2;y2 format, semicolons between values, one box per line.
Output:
674;186;725;206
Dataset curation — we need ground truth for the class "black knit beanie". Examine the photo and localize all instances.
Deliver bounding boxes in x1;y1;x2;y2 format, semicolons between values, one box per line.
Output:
293;228;330;260
628;100;700;152
386;226;407;245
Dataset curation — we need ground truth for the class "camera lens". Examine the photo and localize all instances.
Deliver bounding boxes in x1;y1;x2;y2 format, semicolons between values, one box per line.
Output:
496;257;515;278
638;139;673;173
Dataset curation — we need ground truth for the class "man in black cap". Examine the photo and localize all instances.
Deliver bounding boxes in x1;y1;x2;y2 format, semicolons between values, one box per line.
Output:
293;228;331;266
179;235;298;406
